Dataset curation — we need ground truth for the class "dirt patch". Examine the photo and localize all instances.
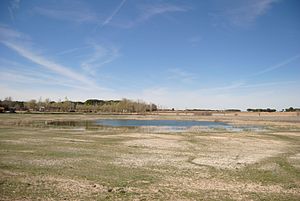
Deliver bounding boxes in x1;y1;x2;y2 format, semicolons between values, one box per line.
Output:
271;132;300;137
53;146;91;153
1;139;26;144
115;152;202;170
257;162;282;171
16;150;35;153
7;174;108;198
160;176;300;197
1;156;78;167
1;138;47;145
51;137;94;143
115;137;209;171
34;176;107;194
288;153;300;168
28;158;79;167
125;138;187;150
191;136;285;169
117;134;287;170
0;169;23;177
0;169;137;199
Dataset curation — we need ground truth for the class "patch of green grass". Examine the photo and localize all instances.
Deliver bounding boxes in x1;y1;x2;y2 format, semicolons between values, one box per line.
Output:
225;156;300;187
245;192;300;201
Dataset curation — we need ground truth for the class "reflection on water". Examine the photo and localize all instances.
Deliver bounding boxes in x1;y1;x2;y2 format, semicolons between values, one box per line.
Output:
45;120;99;130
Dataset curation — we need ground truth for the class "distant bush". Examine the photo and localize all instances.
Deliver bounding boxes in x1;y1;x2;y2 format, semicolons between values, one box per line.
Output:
285;107;300;112
247;108;276;112
225;109;241;112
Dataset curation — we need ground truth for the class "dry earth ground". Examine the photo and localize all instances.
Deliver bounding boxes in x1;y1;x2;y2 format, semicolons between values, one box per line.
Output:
0;114;300;200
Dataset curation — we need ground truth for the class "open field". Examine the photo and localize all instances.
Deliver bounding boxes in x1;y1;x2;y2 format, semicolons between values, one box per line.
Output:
1;113;300;200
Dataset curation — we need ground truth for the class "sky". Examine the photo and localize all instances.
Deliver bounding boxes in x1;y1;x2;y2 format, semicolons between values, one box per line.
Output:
0;0;299;110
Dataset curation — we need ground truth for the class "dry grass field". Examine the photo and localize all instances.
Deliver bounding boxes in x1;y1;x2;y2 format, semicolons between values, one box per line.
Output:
0;113;300;200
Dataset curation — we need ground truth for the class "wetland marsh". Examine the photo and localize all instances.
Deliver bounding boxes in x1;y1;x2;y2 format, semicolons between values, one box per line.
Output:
0;113;300;200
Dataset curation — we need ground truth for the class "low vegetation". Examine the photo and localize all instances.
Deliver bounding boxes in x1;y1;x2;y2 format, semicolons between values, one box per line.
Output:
0;113;300;200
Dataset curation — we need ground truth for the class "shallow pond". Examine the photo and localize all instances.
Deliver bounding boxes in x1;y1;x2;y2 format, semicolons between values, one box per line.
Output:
43;119;265;132
95;119;228;127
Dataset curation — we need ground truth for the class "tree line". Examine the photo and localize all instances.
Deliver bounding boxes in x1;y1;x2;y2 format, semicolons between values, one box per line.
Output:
247;107;300;112
1;97;298;113
0;97;158;113
247;108;277;112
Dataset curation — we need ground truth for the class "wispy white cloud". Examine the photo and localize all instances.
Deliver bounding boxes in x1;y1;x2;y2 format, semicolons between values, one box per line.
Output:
139;3;189;21
112;3;190;28
0;70;94;90
199;80;298;92
33;1;188;28
167;68;196;83
8;0;21;21
211;0;278;28
34;2;98;24
81;43;120;74
242;80;297;88
0;24;27;41
199;81;245;92
253;54;300;76
0;25;114;91
56;45;91;56
101;0;127;27
2;41;95;88
0;58;90;90
93;0;127;32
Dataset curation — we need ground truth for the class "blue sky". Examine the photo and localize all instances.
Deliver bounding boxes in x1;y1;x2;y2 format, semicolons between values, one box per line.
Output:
0;0;299;110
